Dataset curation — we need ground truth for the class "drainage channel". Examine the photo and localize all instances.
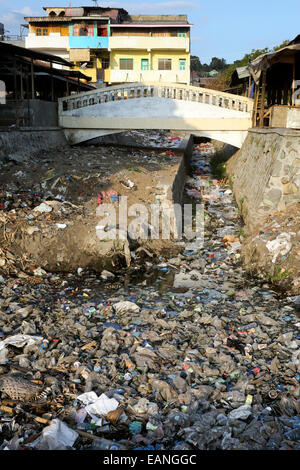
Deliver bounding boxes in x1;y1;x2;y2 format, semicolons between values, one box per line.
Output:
0;135;299;451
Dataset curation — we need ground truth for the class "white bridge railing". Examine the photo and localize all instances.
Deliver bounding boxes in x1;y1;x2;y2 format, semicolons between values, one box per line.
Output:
58;82;253;114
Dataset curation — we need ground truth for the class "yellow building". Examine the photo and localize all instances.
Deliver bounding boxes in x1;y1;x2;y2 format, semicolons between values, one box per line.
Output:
107;16;191;85
24;8;192;86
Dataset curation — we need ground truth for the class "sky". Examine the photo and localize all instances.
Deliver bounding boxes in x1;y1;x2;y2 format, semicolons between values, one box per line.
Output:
1;0;299;64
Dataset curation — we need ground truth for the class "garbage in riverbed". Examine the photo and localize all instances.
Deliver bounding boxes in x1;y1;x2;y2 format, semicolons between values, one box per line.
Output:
0;136;299;451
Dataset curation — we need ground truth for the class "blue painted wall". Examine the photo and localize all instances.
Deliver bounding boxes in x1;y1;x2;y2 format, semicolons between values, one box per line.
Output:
68;24;109;49
69;36;109;49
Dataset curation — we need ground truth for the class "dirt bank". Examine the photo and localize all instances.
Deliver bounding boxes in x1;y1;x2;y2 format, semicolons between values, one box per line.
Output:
0;132;186;274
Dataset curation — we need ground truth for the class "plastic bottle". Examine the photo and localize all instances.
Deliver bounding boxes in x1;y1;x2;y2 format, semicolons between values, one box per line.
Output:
91;438;125;450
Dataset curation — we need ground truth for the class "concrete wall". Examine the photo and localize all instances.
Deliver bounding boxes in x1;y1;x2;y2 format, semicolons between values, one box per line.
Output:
26;34;69;50
226;128;300;228
28;100;58;127
0;100;58;127
109;36;189;51
270;106;300;129
62;97;251;120
172;135;193;204
0;128;68;162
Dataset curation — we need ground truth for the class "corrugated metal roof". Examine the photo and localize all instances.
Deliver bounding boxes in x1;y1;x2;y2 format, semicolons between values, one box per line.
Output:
0;40;71;66
236;66;250;79
24;16;72;22
288;34;300;45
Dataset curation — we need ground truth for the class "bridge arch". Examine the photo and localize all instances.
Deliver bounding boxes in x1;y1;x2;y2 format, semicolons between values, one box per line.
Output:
58;82;253;147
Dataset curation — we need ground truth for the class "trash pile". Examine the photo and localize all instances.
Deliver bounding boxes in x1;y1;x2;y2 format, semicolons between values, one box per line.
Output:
121;131;184;149
0;139;299;450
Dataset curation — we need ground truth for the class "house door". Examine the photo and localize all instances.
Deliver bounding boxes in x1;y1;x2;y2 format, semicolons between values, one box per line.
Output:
141;59;149;71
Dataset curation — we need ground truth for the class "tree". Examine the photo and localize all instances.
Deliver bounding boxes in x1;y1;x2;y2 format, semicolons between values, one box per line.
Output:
209;57;227;71
190;55;202;73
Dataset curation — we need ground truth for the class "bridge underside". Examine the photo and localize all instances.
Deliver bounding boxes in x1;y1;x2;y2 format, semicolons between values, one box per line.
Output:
60;96;253;148
63;128;248;149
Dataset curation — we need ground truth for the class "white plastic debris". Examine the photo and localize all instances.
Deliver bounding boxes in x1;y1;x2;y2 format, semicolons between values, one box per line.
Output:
56;223;67;229
84;393;119;417
29;419;78;450
0;334;43;364
26;226;40;235
33;267;47;277
228;405;252;421
0;334;43;351
266;232;292;263
77;391;98;405
228;241;242;253
33;202;53;213
75;408;88;424
114;300;140;315
101;270;115;280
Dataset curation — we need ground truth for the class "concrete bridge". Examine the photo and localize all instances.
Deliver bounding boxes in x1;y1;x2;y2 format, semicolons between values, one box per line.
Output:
58;82;254;148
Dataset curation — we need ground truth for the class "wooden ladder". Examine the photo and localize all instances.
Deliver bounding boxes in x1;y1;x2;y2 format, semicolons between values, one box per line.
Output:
252;69;269;128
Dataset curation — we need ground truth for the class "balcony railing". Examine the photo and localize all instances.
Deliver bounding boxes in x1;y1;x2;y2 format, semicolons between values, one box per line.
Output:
109;35;189;51
59;82;254;115
107;69;189;85
25;34;69;49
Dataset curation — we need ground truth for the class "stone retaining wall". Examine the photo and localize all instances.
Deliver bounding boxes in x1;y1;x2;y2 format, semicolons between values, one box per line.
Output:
226;128;300;229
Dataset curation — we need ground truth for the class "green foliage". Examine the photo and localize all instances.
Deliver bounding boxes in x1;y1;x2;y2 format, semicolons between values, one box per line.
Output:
268;265;292;283
128;167;144;173
238;228;248;238
190;55;227;76
210;149;229;179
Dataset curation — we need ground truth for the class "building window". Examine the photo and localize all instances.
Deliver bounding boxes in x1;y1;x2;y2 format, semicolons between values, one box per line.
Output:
37;28;48;36
120;58;133;70
179;59;186;71
141;59;149;71
72;24;94;37
158;58;172;70
73;25;80;37
97;26;108;37
102;58;110;69
87;25;94;37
